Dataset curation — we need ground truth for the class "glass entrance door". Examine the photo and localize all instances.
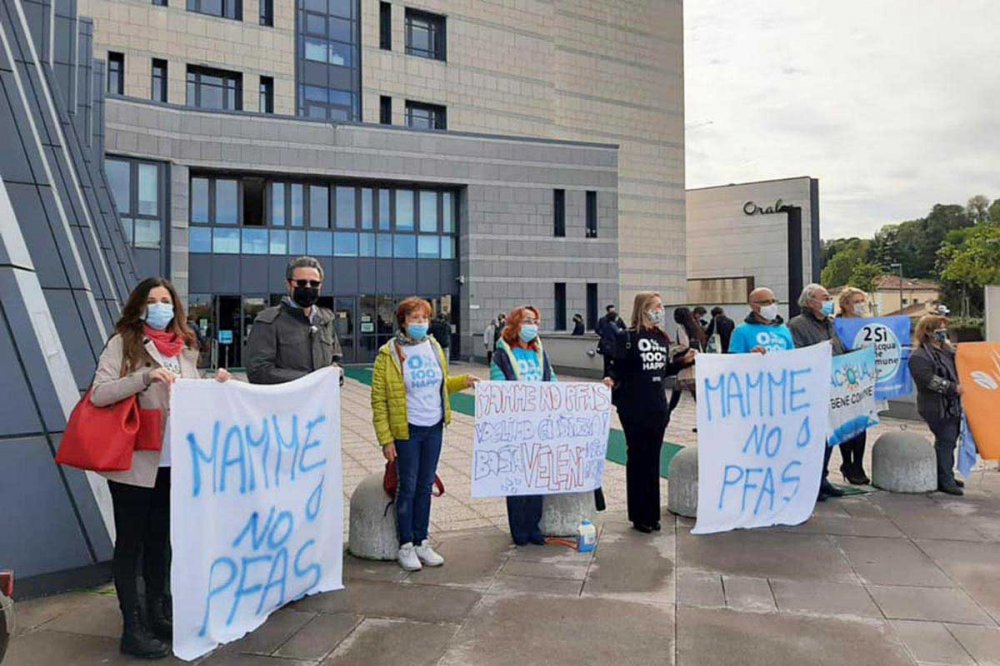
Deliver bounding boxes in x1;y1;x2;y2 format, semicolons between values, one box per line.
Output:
241;296;268;369
334;297;356;363
217;295;241;369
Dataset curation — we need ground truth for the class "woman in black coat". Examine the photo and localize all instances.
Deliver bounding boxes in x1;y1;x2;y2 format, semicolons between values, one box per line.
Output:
907;314;964;496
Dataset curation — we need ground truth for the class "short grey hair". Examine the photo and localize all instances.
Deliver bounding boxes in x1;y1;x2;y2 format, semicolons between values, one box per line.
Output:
286;256;324;282
798;283;827;308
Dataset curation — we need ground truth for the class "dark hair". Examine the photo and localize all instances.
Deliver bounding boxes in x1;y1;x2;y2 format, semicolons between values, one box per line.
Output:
710;306;724;317
286;256;324;282
116;277;196;374
674;307;708;347
692;306;707;317
606;304;616;312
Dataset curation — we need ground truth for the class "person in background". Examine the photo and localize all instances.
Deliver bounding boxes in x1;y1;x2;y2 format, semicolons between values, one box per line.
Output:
669;307;708;418
692;306;710;332
728;287;795;354
483;319;496;366
597;304;627;376
605;292;695;533
371;298;478;570
572;313;585;335
908;315;965;496
834;287;874;485
707;306;736;353
788;283;847;502
91;278;231;659
430;311;451;355
491;306;557;545
494;312;506;350
246;256;343;385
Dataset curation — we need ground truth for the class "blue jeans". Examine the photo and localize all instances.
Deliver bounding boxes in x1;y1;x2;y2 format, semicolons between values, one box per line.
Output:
395;422;444;546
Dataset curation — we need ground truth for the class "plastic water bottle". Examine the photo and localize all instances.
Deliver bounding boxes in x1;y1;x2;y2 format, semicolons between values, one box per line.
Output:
577;519;597;553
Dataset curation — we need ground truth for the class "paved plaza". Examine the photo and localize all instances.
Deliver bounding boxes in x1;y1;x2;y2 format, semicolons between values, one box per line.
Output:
9;365;1000;666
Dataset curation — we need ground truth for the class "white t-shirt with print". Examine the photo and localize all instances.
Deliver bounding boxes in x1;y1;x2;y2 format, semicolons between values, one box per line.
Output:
402;341;444;427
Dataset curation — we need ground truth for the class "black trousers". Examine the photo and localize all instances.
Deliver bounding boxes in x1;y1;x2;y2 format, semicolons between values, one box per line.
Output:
926;416;960;487
621;410;669;527
602;353;613;377
822;445;833;482
108;468;171;614
839;431;868;474
506;495;544;543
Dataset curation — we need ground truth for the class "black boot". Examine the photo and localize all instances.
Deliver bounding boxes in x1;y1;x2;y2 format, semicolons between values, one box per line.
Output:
120;607;170;659
147;595;172;641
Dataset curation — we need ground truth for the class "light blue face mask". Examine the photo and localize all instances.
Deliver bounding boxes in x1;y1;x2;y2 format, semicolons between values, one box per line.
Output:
519;324;539;343
408;323;429;340
821;301;835;317
144;303;174;331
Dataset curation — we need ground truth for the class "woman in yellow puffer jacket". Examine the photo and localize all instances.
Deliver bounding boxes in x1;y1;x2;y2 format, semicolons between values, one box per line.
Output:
371;297;477;571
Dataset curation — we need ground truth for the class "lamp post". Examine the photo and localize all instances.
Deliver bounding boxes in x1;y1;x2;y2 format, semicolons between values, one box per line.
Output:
889;262;903;314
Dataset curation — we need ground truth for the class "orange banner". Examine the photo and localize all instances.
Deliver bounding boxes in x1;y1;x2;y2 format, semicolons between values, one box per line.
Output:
957;342;1000;460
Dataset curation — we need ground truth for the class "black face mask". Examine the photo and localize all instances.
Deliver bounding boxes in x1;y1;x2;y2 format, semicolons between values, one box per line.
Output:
292;286;320;308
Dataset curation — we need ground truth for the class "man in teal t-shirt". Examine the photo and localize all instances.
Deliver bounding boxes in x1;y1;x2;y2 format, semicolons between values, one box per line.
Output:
728;287;795;353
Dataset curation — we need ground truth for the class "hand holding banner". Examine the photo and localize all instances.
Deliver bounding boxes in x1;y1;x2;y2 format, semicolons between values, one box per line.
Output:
693;343;832;535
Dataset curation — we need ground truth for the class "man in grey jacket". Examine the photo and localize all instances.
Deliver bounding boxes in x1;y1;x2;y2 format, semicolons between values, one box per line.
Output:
788;283;847;502
247;256;343;385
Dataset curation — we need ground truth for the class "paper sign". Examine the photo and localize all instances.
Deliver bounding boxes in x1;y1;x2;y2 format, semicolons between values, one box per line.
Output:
956;342;1000;460
828;347;879;447
169;368;344;661
693;343;832;535
834;316;913;400
218;330;233;344
472;382;612;498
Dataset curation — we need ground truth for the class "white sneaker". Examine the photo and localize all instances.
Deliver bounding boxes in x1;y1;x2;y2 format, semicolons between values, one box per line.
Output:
397;543;422;571
415;539;445;567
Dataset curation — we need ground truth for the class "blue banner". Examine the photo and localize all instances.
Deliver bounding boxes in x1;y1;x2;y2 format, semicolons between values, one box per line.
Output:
829;348;880;447
834;316;913;401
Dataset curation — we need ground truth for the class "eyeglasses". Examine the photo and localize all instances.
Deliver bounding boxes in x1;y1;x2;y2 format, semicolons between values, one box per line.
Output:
292;280;321;288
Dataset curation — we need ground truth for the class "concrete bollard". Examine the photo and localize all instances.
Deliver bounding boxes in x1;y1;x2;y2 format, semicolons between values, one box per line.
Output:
872;431;937;493
348;473;398;560
667;447;698;518
540;492;596;537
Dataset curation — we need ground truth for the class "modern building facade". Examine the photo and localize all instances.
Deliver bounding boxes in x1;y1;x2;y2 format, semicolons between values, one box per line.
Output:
3;0;684;589
686;176;821;319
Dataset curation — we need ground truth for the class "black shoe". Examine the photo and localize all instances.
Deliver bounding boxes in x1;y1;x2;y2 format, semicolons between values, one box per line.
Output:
632;522;653;534
843;470;868;486
652;521;662;531
512;536;529;546
955;478;965;488
820;480;845;498
120;608;170;659
528;533;547;546
147;596;172;641
939;485;964;496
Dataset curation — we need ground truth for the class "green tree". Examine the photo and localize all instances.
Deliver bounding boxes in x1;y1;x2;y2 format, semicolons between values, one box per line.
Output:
940;222;1000;287
847;263;884;292
967;195;991;224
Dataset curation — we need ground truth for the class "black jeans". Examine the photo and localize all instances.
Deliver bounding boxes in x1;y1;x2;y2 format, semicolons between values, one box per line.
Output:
108;468;171;614
839;431;867;474
506;495;544;544
621;410;669;527
926;416;961;487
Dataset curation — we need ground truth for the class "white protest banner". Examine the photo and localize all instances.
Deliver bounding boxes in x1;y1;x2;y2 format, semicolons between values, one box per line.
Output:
472;381;612;498
828;347;879;447
693;343;832;535
169;368;343;661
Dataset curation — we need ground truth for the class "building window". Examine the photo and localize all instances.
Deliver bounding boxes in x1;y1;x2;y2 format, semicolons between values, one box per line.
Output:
153;0;168;6
379;95;391;124
405;8;445;61
190;175;241;227
553;189;565;237
259;0;273;26
186;66;242;110
187;0;241;20
151;59;168;102
379;2;391;50
105;157;164;249
405;100;446;130
586;283;598;331
296;0;360;121
586;191;598;238
259;76;274;113
107;52;124;95
554;283;567;331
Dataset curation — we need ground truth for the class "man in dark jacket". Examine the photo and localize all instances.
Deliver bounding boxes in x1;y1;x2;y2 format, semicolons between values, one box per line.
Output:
429;312;451;352
788;283;847;502
707;306;736;353
571;313;585;335
247;256;343;385
596;304;626;375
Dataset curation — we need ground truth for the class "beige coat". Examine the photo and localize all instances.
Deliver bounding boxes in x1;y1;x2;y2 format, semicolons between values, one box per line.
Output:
91;333;200;488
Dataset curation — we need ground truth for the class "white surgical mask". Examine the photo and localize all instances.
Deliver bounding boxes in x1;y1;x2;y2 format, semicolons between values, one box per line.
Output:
853;303;866;317
760;304;779;321
647;310;664;326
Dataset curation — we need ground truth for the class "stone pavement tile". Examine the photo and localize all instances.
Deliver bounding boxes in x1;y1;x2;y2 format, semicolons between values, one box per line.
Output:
201;650;314;665
839;496;891;519
784;512;904;538
581;534;674;604
273;613;363;661
221;608;316;656
343;555;409;584
675;607;912;666
946;624;1000;666
722;576;775;613
677;529;855;582
834;536;953;587
404;531;512;590
3;629;187;666
290;580;481;624
890;620;975;665
488;573;584;597
36;590;121;638
889;511;989;542
437;595;673;666
916;539;1000;622
868;586;995;625
677;570;725;608
322;617;458;666
769;579;882;619
9;590;108;637
501;558;590;581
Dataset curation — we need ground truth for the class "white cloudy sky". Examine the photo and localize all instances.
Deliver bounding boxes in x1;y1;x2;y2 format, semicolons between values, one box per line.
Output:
684;0;1000;240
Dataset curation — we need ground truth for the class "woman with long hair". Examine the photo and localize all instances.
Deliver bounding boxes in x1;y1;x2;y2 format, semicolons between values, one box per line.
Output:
91;277;231;659
833;287;873;484
371;297;477;571
605;292;695;532
490;305;557;545
669;306;708;417
908;314;965;496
